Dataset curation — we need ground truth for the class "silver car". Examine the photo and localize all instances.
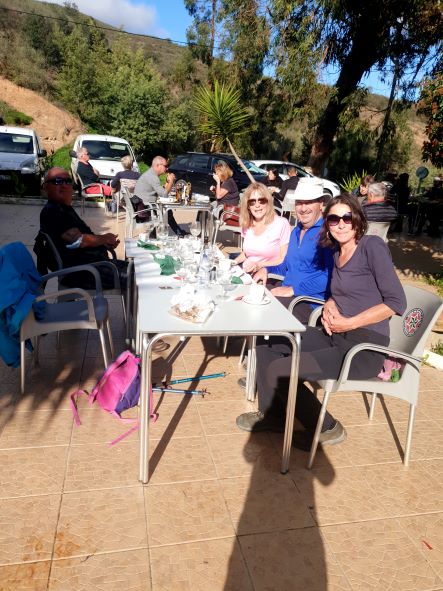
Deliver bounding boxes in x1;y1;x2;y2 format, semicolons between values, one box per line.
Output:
251;159;340;197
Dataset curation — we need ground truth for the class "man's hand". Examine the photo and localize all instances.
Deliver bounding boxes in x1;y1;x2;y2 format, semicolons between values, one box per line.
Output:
253;267;268;284
270;285;294;298
100;233;120;249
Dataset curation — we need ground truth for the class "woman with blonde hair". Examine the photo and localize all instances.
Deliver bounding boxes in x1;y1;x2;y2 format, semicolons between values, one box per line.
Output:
233;183;291;274
210;161;239;205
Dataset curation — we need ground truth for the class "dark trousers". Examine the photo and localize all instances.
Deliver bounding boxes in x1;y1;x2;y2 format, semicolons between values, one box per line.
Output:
256;327;389;433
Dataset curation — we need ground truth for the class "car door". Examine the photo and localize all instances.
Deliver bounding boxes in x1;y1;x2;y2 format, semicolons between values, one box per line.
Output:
187;153;213;195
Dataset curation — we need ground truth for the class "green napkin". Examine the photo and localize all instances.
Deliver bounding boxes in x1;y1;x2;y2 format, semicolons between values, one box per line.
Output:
231;276;243;284
137;241;160;251
154;254;176;275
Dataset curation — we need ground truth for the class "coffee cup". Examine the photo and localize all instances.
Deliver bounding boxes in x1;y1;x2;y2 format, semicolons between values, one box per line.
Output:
248;282;265;304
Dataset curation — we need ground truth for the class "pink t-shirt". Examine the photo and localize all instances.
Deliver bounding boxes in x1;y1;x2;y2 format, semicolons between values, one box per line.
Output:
241;216;291;263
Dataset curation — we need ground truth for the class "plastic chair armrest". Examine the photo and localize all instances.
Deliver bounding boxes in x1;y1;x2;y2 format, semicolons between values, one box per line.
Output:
336;343;422;385
42;265;103;294
34;288;96;321
288;296;326;313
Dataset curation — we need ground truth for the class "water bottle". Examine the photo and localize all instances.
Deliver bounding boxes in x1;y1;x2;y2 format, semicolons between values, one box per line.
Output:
197;250;211;287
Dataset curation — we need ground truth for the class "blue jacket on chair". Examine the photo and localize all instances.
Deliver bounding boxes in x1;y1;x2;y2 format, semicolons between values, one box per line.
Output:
0;242;45;367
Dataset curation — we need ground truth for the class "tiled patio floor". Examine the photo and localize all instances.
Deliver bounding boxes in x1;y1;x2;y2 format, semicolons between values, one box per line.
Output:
0;202;442;590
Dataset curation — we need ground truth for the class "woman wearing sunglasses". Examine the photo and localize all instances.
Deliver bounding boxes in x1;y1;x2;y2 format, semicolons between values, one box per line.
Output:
236;193;406;450
233;183;291;276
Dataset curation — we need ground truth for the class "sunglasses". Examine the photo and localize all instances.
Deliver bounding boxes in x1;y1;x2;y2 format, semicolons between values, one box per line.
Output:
248;198;268;206
47;177;72;185
326;213;353;226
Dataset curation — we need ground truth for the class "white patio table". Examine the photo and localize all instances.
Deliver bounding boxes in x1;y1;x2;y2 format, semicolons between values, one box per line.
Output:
136;281;305;483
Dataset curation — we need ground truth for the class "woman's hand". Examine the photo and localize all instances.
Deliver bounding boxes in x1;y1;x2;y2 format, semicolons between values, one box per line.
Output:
242;258;256;273
212;173;220;183
253;267;268;285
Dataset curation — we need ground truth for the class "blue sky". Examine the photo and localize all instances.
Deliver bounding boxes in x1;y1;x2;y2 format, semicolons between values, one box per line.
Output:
39;0;394;96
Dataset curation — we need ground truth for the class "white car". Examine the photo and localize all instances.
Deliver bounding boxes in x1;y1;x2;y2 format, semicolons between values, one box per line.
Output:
71;134;139;183
0;126;47;194
251;159;340;197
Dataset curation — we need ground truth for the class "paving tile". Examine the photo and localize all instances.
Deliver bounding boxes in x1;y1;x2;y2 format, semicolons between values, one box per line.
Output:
149;400;204;439
148;436;217;484
69;406;138;445
192;373;248;403
145;480;235;546
239;528;351;591
420;458;443;486
419;367;443;391
182;354;238;377
49;549;151;591
0;561;50;591
0;410;73;449
0;447;68;497
398;513;443;581
322;518;443;591
206;432;282;479
418;392;443;421
0;495;60;565
395;419;443;461
54;488;147;559
150;537;252;591
197;400;256;436
65;441;139;492
220;473;314;535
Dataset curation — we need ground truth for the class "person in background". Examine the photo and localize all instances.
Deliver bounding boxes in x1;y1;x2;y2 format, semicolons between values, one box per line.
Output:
37;167;127;289
253;182;333;323
75;147;112;197
362;182;398;223
233;183;291;274
351;174;374;204
110;155;140;193
134;156;187;236
264;168;283;192
236;194;406;451
210;161;239;205
277;166;299;202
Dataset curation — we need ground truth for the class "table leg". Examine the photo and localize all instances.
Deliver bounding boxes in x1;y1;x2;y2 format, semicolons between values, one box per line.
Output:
245;336;256;402
139;333;151;483
281;333;301;473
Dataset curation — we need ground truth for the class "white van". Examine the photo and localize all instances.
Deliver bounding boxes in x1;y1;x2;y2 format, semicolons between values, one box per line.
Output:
71;134;139;184
0;126;47;194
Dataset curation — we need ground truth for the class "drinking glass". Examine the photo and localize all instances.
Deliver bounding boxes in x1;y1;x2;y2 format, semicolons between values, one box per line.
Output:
216;269;233;300
144;220;154;239
157;223;169;247
190;221;201;238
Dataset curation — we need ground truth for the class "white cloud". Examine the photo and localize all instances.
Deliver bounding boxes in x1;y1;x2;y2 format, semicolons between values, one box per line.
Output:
38;0;168;36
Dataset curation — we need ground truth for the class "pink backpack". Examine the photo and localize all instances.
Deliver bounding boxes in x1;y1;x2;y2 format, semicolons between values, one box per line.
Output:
70;350;157;445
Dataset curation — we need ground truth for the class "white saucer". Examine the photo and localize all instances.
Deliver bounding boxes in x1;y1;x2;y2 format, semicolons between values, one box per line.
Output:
243;295;271;306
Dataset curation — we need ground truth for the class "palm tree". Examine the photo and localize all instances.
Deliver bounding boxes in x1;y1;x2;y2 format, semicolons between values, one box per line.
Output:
193;80;254;182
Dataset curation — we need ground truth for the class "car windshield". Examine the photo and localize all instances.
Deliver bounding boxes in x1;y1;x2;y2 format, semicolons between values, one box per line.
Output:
0;133;34;154
82;141;131;161
239;159;267;174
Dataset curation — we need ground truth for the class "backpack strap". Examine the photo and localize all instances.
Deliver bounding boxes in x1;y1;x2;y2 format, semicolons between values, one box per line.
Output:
70;390;90;426
108;386;157;446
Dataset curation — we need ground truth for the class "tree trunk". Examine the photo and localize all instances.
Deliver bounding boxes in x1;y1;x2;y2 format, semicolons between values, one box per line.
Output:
227;138;255;182
308;39;379;176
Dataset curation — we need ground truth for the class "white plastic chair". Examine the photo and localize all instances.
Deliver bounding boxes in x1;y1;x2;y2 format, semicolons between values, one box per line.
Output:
211;204;243;248
123;188;161;240
290;287;443;469
20;265;114;394
35;231;126;324
70;157;108;215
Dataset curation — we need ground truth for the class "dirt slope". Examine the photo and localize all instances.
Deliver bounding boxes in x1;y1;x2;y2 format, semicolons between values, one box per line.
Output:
0;77;84;153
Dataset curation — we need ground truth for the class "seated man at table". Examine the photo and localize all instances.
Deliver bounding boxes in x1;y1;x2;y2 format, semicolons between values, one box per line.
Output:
362;182;397;223
275;166;299;202
134;156;188;236
36;167;127;289
76;147;113;197
253;182;334;324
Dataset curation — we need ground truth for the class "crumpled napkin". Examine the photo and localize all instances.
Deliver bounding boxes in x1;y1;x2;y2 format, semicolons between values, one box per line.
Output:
169;285;215;323
154;254;176;275
137;241;160;251
231;265;253;285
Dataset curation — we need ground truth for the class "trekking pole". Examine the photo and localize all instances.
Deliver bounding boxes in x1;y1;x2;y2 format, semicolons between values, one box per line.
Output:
152;387;207;396
167;372;226;385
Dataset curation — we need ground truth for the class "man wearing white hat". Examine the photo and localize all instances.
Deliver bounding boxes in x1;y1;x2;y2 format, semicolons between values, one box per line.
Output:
254;181;333;323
